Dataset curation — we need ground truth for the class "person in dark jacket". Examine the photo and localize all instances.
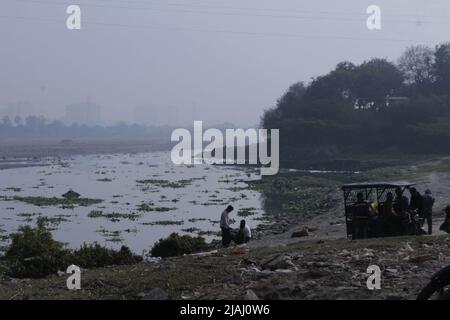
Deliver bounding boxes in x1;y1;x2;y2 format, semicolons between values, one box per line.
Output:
423;189;435;235
409;187;424;217
352;192;370;239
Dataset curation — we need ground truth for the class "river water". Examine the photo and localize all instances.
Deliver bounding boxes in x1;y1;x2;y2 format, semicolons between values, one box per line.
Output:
0;151;264;253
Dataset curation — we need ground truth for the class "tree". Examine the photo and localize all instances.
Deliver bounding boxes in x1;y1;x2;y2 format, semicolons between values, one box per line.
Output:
14;115;22;126
2;116;12;128
398;45;435;88
434;43;450;94
352;59;404;107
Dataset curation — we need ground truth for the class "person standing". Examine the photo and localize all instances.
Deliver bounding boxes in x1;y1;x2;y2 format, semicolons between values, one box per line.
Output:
423;189;435;235
409;187;424;217
352;192;370;239
220;205;234;247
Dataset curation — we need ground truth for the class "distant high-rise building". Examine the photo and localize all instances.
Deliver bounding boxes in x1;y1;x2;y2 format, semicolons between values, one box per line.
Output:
64;100;101;126
0;101;35;119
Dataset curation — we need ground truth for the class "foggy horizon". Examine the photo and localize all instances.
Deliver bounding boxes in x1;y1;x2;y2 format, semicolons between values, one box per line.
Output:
2;0;450;127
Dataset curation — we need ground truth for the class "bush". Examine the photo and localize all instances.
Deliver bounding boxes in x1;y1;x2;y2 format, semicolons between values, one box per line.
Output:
151;233;207;258
1;218;142;278
64;244;142;269
3;218;68;278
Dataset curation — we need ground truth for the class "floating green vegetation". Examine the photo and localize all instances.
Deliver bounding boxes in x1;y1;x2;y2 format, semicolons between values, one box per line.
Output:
96;178;113;182
181;227;201;233
197;230;222;237
226;186;247;192
137;202;176;212
237;207;258;217
188;218;207;223
60;204;75;209
253;215;273;222
136;177;205;189
141;220;184;226
88;210;140;222
96;229;123;242
16;212;41;218
40;215;70;226
11;196;103;207
190;200;227;206
136;179;190;188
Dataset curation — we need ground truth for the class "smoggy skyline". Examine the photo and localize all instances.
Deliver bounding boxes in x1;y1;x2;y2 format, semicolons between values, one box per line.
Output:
1;0;450;126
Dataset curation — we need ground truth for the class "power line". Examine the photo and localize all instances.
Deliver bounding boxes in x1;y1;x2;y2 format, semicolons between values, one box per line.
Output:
73;0;450;20
31;0;450;20
0;14;445;44
12;0;450;24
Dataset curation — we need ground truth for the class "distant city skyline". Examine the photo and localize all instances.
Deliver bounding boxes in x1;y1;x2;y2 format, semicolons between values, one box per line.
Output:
2;0;450;127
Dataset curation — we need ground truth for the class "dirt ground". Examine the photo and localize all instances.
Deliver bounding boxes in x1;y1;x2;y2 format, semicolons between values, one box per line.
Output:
0;235;449;300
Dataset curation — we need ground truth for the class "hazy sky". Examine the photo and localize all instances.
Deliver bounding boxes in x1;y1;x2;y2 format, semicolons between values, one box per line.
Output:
1;0;449;126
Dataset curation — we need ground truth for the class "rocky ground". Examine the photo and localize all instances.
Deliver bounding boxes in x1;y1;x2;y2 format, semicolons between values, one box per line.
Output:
0;235;449;300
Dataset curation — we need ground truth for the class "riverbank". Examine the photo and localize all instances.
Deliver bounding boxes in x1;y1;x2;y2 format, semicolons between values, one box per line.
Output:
1;234;449;300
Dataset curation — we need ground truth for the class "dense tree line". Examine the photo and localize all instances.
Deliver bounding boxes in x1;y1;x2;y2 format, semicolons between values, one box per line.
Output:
262;43;450;161
0;115;173;139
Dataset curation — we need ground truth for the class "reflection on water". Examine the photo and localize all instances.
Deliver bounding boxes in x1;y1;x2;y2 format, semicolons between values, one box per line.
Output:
0;152;264;253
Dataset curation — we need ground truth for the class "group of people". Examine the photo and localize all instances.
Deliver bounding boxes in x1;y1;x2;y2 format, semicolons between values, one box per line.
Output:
352;187;436;239
220;205;252;247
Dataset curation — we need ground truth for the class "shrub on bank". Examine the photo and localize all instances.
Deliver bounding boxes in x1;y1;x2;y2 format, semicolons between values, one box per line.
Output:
151;233;207;258
65;244;142;269
3;218;68;278
0;218;142;278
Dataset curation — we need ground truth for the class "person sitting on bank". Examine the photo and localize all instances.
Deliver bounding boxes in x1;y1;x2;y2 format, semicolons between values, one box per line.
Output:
352;192;371;239
220;205;234;247
382;192;401;236
236;219;252;244
394;187;409;215
440;205;450;234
